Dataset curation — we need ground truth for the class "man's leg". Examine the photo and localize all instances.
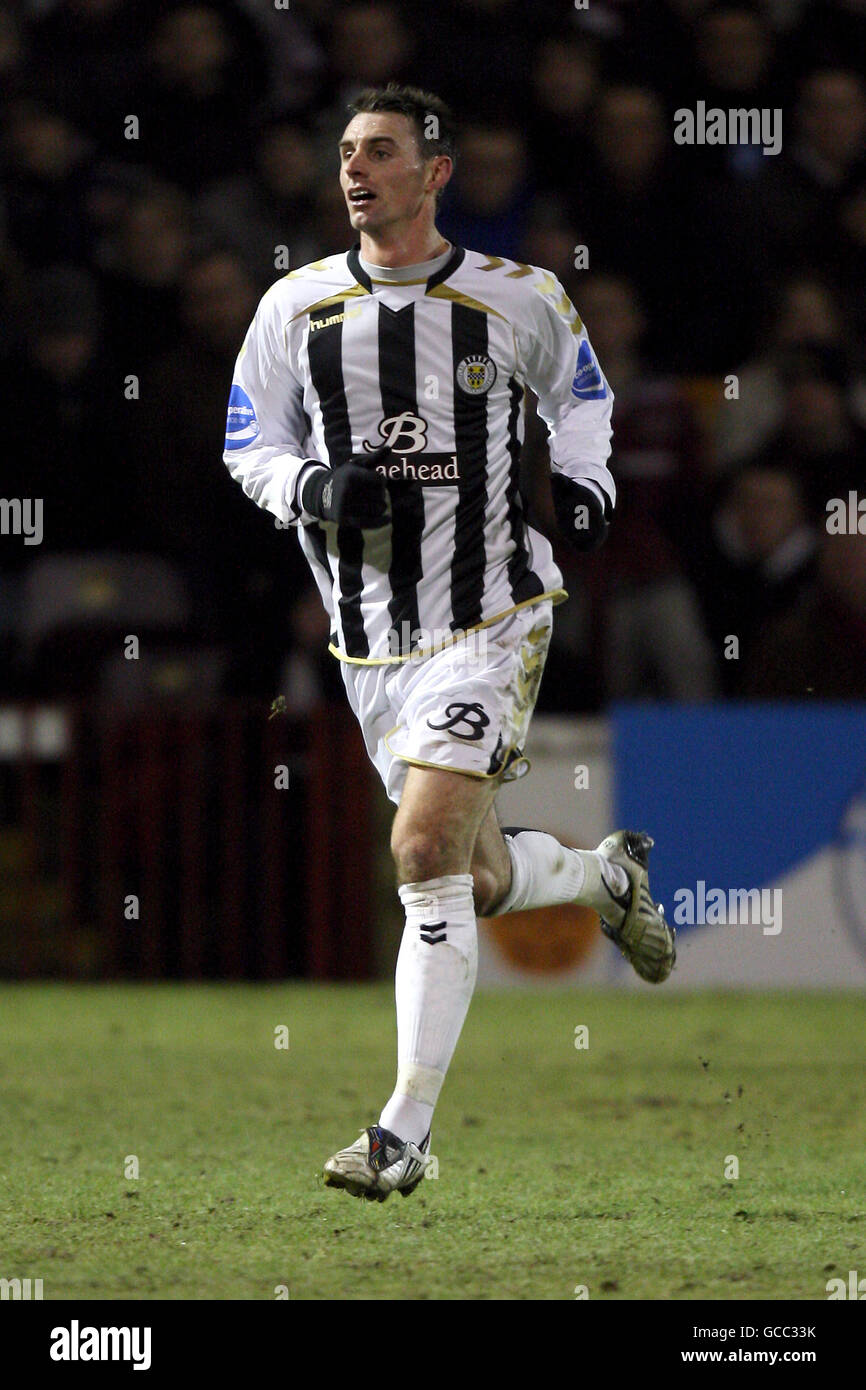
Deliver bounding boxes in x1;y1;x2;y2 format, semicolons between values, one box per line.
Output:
377;764;499;1147
471;805;676;985
472;805;629;919
377;771;655;1152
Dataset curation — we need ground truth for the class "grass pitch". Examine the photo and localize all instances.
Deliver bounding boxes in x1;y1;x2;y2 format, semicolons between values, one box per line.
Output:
0;983;863;1301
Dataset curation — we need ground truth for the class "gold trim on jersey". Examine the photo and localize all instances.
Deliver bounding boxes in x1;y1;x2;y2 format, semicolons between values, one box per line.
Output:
480;255;540;282
327;588;568;665
283;259;335;278
425;282;512;324
288;286;370;324
461;255;584;333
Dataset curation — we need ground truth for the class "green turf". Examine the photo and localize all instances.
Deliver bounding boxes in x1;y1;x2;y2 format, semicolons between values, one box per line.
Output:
0;983;863;1300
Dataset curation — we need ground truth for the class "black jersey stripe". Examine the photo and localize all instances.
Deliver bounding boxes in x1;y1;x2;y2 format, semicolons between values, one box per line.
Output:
378;304;424;655
504;376;545;604
307;305;368;658
307;306;352;466
450;302;489;632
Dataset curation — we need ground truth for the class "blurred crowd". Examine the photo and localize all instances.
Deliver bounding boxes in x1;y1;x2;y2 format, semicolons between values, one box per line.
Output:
1;0;865;708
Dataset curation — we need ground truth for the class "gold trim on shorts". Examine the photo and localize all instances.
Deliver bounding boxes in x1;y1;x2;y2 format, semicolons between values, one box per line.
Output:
329;589;567;665
381;732;530;783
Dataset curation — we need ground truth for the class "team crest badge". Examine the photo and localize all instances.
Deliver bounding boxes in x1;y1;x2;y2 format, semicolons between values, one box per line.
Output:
456;354;497;395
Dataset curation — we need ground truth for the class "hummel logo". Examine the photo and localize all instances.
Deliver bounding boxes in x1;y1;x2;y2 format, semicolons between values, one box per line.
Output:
420;921;447;945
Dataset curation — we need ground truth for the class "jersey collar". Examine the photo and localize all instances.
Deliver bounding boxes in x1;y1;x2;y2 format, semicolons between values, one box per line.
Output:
347;242;465;293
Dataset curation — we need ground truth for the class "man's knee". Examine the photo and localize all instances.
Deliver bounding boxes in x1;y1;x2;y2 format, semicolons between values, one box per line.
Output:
391;824;468;885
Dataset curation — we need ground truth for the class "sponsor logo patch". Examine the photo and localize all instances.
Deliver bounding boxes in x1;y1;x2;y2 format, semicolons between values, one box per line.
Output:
570;340;607;400
224;384;260;451
375;454;460;485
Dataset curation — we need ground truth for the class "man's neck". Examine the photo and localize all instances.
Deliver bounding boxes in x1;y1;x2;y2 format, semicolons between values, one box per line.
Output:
359;226;450;268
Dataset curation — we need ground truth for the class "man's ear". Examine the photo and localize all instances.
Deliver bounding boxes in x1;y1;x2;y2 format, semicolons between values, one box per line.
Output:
428;155;453;197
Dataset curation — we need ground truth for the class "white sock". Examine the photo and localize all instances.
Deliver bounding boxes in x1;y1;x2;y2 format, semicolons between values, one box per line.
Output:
497;830;629;922
379;874;477;1146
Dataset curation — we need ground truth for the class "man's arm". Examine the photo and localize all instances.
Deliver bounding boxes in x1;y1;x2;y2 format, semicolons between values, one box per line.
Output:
520;275;615;552
224;285;391;529
223;285;320;528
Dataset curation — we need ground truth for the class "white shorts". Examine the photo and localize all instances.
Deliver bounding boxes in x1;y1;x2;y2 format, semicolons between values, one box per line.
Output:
340;602;554;805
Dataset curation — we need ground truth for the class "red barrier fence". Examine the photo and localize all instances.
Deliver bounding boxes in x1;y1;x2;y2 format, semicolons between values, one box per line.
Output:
0;702;375;980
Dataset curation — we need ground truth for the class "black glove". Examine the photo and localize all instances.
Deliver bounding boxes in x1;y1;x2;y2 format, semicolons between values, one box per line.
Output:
300;446;391;527
551;473;610;553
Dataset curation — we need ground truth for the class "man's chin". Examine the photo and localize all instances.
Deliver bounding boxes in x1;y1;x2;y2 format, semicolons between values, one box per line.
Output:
350;211;382;231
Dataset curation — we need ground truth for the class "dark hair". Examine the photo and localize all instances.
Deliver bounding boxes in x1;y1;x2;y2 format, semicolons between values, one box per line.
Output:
346;83;457;205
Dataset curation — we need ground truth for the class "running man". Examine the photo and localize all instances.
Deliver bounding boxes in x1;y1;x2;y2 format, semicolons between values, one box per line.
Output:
223;84;675;1201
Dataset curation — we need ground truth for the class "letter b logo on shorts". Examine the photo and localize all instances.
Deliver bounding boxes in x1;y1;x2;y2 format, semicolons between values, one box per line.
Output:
427;702;490;741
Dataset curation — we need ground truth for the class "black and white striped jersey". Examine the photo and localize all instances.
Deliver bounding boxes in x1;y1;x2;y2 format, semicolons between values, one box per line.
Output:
224;243;614;663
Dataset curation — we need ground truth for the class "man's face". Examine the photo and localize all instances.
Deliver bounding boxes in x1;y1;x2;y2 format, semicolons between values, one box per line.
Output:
339;112;439;235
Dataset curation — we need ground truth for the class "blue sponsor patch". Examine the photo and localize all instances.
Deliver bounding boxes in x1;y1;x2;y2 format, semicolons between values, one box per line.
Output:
570;340;607;400
225;384;260;451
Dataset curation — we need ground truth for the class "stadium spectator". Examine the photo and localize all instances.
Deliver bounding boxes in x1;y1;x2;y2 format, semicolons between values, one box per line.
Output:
409;0;535;117
687;3;783;178
742;531;866;698
0;264;127;556
313;1;419;151
439;124;533;261
126;3;265;193
233;0;325;114
759;67;866;270
696;463;818;693
277;590;346;714
571;86;700;371
573;274;717;700
745;343;866;519
98;181;192;368
714;275;864;468
520;194;586;297
30;0;149;152
126;247;305;674
1;93;98;268
525;32;602;195
200;113;319;285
